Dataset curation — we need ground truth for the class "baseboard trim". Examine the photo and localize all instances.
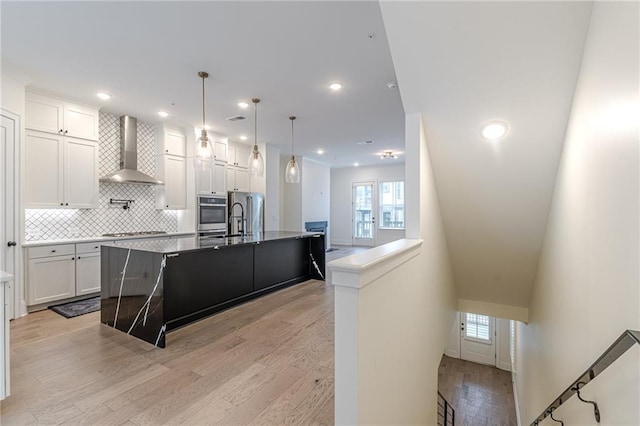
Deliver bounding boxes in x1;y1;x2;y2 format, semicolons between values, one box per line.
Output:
331;239;352;246
512;371;522;426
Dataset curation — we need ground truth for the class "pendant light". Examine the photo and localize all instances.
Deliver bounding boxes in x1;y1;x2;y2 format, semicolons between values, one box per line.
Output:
195;71;213;162
285;116;300;183
248;98;265;177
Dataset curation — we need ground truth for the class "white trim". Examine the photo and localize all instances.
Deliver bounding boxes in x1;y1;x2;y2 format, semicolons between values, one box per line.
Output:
512;371;522;426
328;238;423;289
331;239;352;247
458;298;529;323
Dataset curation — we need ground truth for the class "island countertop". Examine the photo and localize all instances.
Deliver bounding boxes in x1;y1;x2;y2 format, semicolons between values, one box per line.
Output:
101;231;323;255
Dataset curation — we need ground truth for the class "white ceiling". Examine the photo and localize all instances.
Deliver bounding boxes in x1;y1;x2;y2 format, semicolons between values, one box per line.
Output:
380;1;593;308
1;1;405;168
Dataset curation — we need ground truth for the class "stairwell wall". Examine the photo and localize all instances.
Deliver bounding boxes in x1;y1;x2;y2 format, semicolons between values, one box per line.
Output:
514;3;640;424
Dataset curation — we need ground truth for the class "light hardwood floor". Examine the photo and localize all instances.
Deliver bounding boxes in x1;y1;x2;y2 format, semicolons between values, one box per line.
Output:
1;279;335;425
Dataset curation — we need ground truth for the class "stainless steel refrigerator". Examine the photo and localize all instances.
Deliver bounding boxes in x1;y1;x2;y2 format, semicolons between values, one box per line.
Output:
228;191;265;236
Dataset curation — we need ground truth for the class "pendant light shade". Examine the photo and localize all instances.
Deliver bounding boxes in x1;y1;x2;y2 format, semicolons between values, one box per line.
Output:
195;72;213;163
248;98;265;177
285;116;300;184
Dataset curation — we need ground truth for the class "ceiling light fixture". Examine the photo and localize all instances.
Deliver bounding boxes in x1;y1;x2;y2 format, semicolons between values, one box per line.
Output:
380;151;397;159
248;98;265;177
329;82;343;91
354;162;359;167
238;102;249;109
239;135;248;141
158;111;169;118
195;71;214;162
317;149;324;155
481;121;508;141
285;116;300;184
96;92;111;100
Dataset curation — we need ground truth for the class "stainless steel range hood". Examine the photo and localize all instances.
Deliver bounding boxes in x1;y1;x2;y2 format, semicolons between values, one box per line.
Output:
100;116;164;185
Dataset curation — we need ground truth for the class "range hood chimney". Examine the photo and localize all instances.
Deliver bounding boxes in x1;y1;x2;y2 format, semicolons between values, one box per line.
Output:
100;116;164;185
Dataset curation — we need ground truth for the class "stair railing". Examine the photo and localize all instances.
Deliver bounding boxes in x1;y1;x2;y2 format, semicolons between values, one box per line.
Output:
437;390;455;426
531;329;640;425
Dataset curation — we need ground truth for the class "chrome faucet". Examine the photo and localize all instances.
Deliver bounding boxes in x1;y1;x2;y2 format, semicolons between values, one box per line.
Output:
229;202;246;236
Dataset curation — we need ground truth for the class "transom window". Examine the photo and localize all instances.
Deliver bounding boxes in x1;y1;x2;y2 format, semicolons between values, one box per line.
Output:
465;313;491;341
379;181;404;229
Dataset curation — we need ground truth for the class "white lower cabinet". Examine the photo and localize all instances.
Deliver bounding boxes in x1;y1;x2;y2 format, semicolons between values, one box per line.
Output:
27;242;101;306
28;254;76;305
75;243;101;295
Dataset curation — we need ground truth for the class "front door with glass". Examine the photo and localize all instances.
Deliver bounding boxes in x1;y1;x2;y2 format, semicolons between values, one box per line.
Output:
352;181;376;246
460;312;496;366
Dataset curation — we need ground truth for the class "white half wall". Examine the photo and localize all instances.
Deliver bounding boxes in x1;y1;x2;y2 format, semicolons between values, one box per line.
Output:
514;3;640;424
330;163;405;246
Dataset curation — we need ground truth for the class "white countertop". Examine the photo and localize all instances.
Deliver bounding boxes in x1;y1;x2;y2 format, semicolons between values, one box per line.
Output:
22;231;196;247
0;271;14;283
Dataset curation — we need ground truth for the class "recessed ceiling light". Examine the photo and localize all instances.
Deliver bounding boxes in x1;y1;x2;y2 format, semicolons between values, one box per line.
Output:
481;121;508;140
329;82;343;91
158;111;169;118
353;162;359;167
317;149;324;155
239;135;248;141
238;102;249;108
96;92;111;100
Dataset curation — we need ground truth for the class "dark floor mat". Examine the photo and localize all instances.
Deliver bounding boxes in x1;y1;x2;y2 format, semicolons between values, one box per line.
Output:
49;296;100;318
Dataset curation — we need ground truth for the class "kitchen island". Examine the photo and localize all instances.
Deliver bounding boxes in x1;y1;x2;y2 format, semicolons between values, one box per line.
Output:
100;232;325;347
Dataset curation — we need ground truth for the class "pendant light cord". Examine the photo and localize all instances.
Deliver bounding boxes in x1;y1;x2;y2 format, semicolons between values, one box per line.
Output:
201;75;206;129
290;117;295;157
254;100;258;151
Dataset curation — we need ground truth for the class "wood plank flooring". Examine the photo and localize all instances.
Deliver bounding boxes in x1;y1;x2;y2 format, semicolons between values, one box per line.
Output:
438;355;517;426
1;279;335;425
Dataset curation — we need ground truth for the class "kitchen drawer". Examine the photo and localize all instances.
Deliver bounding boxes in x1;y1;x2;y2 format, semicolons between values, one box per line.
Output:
76;242;102;254
28;244;75;259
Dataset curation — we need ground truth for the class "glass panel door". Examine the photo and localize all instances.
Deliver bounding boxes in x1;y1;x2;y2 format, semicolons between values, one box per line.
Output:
352;181;376;246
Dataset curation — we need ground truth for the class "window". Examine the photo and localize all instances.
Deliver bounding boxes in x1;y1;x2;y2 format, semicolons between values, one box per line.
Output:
379;181;404;229
465;313;491;341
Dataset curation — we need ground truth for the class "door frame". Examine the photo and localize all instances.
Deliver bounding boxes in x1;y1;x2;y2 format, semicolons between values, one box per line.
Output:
1;108;23;319
351;180;377;246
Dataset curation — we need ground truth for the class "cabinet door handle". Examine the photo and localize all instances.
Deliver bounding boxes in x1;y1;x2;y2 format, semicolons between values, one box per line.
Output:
51;250;57;253
7;241;17;247
65;203;69;206
60;203;64;206
59;129;63;134
94;246;99;249
71;257;75;260
64;130;68;134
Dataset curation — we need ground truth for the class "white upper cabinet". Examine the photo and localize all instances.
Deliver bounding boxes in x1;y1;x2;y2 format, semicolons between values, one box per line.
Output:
213;138;228;162
227;143;251;169
156;126;186;157
24;131;64;208
196;160;227;196
26;92;99;140
25;130;99;209
156;154;186;209
227;167;250;192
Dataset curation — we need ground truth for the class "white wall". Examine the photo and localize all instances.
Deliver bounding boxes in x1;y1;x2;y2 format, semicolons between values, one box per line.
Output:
264;144;280;231
281;156;330;234
402;113;457;423
514;3;640;424
330;163;405;246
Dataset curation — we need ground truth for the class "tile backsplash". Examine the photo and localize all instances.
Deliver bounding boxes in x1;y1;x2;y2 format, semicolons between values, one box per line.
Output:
25;112;179;241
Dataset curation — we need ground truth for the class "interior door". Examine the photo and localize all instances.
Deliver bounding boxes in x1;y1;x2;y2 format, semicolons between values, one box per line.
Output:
1;111;18;319
352;181;376;246
460;312;496;366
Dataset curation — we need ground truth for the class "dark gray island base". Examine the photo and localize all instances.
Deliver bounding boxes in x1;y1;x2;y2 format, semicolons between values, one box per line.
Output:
100;232;325;348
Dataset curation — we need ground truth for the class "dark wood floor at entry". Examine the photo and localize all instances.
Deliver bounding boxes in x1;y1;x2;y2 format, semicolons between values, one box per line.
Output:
438;355;517;426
